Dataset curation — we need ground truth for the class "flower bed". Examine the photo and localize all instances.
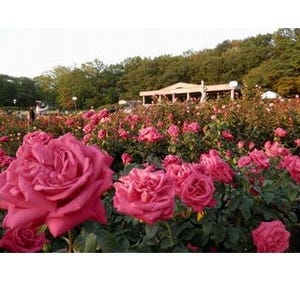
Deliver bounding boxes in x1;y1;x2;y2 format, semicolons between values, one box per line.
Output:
1;98;300;252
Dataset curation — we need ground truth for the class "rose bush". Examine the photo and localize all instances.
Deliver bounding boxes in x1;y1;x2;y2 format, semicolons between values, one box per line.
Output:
1;98;300;252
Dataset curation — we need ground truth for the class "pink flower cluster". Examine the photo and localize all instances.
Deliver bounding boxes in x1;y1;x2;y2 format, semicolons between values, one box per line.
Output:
113;150;235;223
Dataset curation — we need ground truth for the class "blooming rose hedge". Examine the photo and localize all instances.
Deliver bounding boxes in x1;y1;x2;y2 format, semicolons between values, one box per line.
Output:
1;98;300;252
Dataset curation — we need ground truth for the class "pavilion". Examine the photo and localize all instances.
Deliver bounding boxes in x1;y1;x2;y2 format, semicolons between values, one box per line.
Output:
139;81;242;105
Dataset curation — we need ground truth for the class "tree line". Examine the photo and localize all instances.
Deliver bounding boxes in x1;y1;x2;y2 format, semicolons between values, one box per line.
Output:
1;28;299;110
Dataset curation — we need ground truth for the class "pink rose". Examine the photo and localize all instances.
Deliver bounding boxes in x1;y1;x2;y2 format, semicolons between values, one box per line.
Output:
180;172;216;212
118;128;130;139
82;133;92;144
138;127;162;143
294;139;300;147
0;133;113;237
83;123;95;134
200;149;234;184
237;141;244;149
121;153;132;165
125;114;140;129
251;220;290;252
64;118;75;126
0;136;9;142
0;225;47;253
264;141;290;158
248;149;270;169
248;142;255;150
97;129;107;139
187;242;198;252
274;127;287;138
90;109;109;125
221;130;234;141
280;154;300;184
162;155;183;168
166;162;205;196
113;166;175;224
182;121;200;133
22;130;53;145
16;131;53;157
82;110;95;119
167;124;180;139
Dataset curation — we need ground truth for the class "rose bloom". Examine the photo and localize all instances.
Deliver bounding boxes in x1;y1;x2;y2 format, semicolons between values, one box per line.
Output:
124;114;140;129
264;141;290;158
0;133;113;237
97;129;107;139
248;142;255;150
121;153;132;165
165;162;205;196
180;172;216;212
249;149;270;169
294;139;300;147
118;128;130;139
221;130;234;141
200;149;234;184
182;121;200;133
0;225;47;253
162;155;183;168
82;133;92;144
138;127;162;143
90;109;109;124
274;127;288;138
280;154;300;184
113;166;175;224
0;135;9;142
22;130;53;145
64;118;75;126
83;123;95;134
251;220;290;253
237;141;244;149
82;110;95;119
167;124;180;139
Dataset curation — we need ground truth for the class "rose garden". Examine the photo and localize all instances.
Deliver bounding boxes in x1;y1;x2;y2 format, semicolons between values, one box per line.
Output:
0;97;300;253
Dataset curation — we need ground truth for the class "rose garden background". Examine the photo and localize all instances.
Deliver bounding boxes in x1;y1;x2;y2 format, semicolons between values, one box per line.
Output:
1;97;300;253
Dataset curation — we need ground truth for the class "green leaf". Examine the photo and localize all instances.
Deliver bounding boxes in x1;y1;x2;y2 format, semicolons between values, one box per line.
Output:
96;229;126;253
214;226;226;244
288;212;298;223
227;227;240;245
263;192;275;204
160;237;173;249
145;223;159;239
202;221;213;238
239;203;251;220
288;190;298;202
84;233;99;253
73;234;86;253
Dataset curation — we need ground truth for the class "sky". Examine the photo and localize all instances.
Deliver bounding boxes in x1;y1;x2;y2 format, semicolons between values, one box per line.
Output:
0;0;297;78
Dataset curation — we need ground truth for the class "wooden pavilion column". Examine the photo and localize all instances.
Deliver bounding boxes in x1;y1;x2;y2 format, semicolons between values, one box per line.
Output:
187;92;190;101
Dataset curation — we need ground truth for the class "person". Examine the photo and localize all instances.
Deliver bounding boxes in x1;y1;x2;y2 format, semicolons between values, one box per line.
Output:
35;102;49;116
28;106;36;125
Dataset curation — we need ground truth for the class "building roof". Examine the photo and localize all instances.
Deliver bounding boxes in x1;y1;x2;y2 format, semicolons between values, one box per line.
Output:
140;82;240;96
